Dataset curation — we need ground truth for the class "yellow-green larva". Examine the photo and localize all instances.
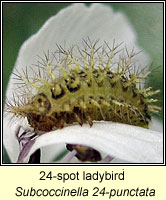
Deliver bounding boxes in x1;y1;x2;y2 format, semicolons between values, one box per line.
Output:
6;39;161;162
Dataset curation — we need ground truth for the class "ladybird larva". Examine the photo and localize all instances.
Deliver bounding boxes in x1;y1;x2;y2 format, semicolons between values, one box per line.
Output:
6;39;161;162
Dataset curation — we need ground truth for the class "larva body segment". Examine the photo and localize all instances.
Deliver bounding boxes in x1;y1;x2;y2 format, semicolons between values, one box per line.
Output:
6;39;161;162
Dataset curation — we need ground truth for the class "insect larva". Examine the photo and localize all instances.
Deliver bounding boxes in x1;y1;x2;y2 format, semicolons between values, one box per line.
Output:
5;39;161;162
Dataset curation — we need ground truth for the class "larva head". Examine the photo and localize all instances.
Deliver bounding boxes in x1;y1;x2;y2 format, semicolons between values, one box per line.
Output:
7;92;50;116
6;76;72;132
30;93;51;114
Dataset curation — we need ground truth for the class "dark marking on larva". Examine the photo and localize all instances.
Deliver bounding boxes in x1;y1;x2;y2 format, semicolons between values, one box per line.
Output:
87;81;91;87
120;80;128;91
73;106;80;113
95;74;100;78
144;103;148;111
119;99;124;103
33;93;51;114
78;71;87;78
145;111;151;120
139;93;145;105
124;112;128;116
78;71;84;75
117;110;121;114
140;119;147;125
67;84;80;93
111;82;116;88
131;85;138;98
27;113;56;132
51;86;65;99
110;96;115;100
96;80;104;87
122;85;128;91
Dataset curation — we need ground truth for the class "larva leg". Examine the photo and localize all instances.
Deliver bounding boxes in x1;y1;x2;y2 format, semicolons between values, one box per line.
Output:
86;115;93;127
74;113;83;126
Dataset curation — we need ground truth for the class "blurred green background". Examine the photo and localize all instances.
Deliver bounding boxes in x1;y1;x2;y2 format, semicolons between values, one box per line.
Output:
3;3;163;163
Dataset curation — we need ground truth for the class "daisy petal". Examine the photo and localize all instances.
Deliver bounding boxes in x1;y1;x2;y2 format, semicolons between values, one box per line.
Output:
3;117;20;163
40;118;163;163
25;122;163;163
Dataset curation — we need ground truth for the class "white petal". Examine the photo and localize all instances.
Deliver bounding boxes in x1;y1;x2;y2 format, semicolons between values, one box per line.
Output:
4;3;151;162
40;118;163;163
3;117;20;163
26;122;163;163
41;118;163;163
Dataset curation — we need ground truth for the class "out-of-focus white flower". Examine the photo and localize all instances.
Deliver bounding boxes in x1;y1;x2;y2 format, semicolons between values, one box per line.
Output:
3;3;163;163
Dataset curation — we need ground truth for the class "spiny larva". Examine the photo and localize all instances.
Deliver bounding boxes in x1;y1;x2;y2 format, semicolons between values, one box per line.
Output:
5;39;161;162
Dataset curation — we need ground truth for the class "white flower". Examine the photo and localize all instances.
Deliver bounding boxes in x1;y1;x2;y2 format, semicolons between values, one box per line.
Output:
3;3;163;163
